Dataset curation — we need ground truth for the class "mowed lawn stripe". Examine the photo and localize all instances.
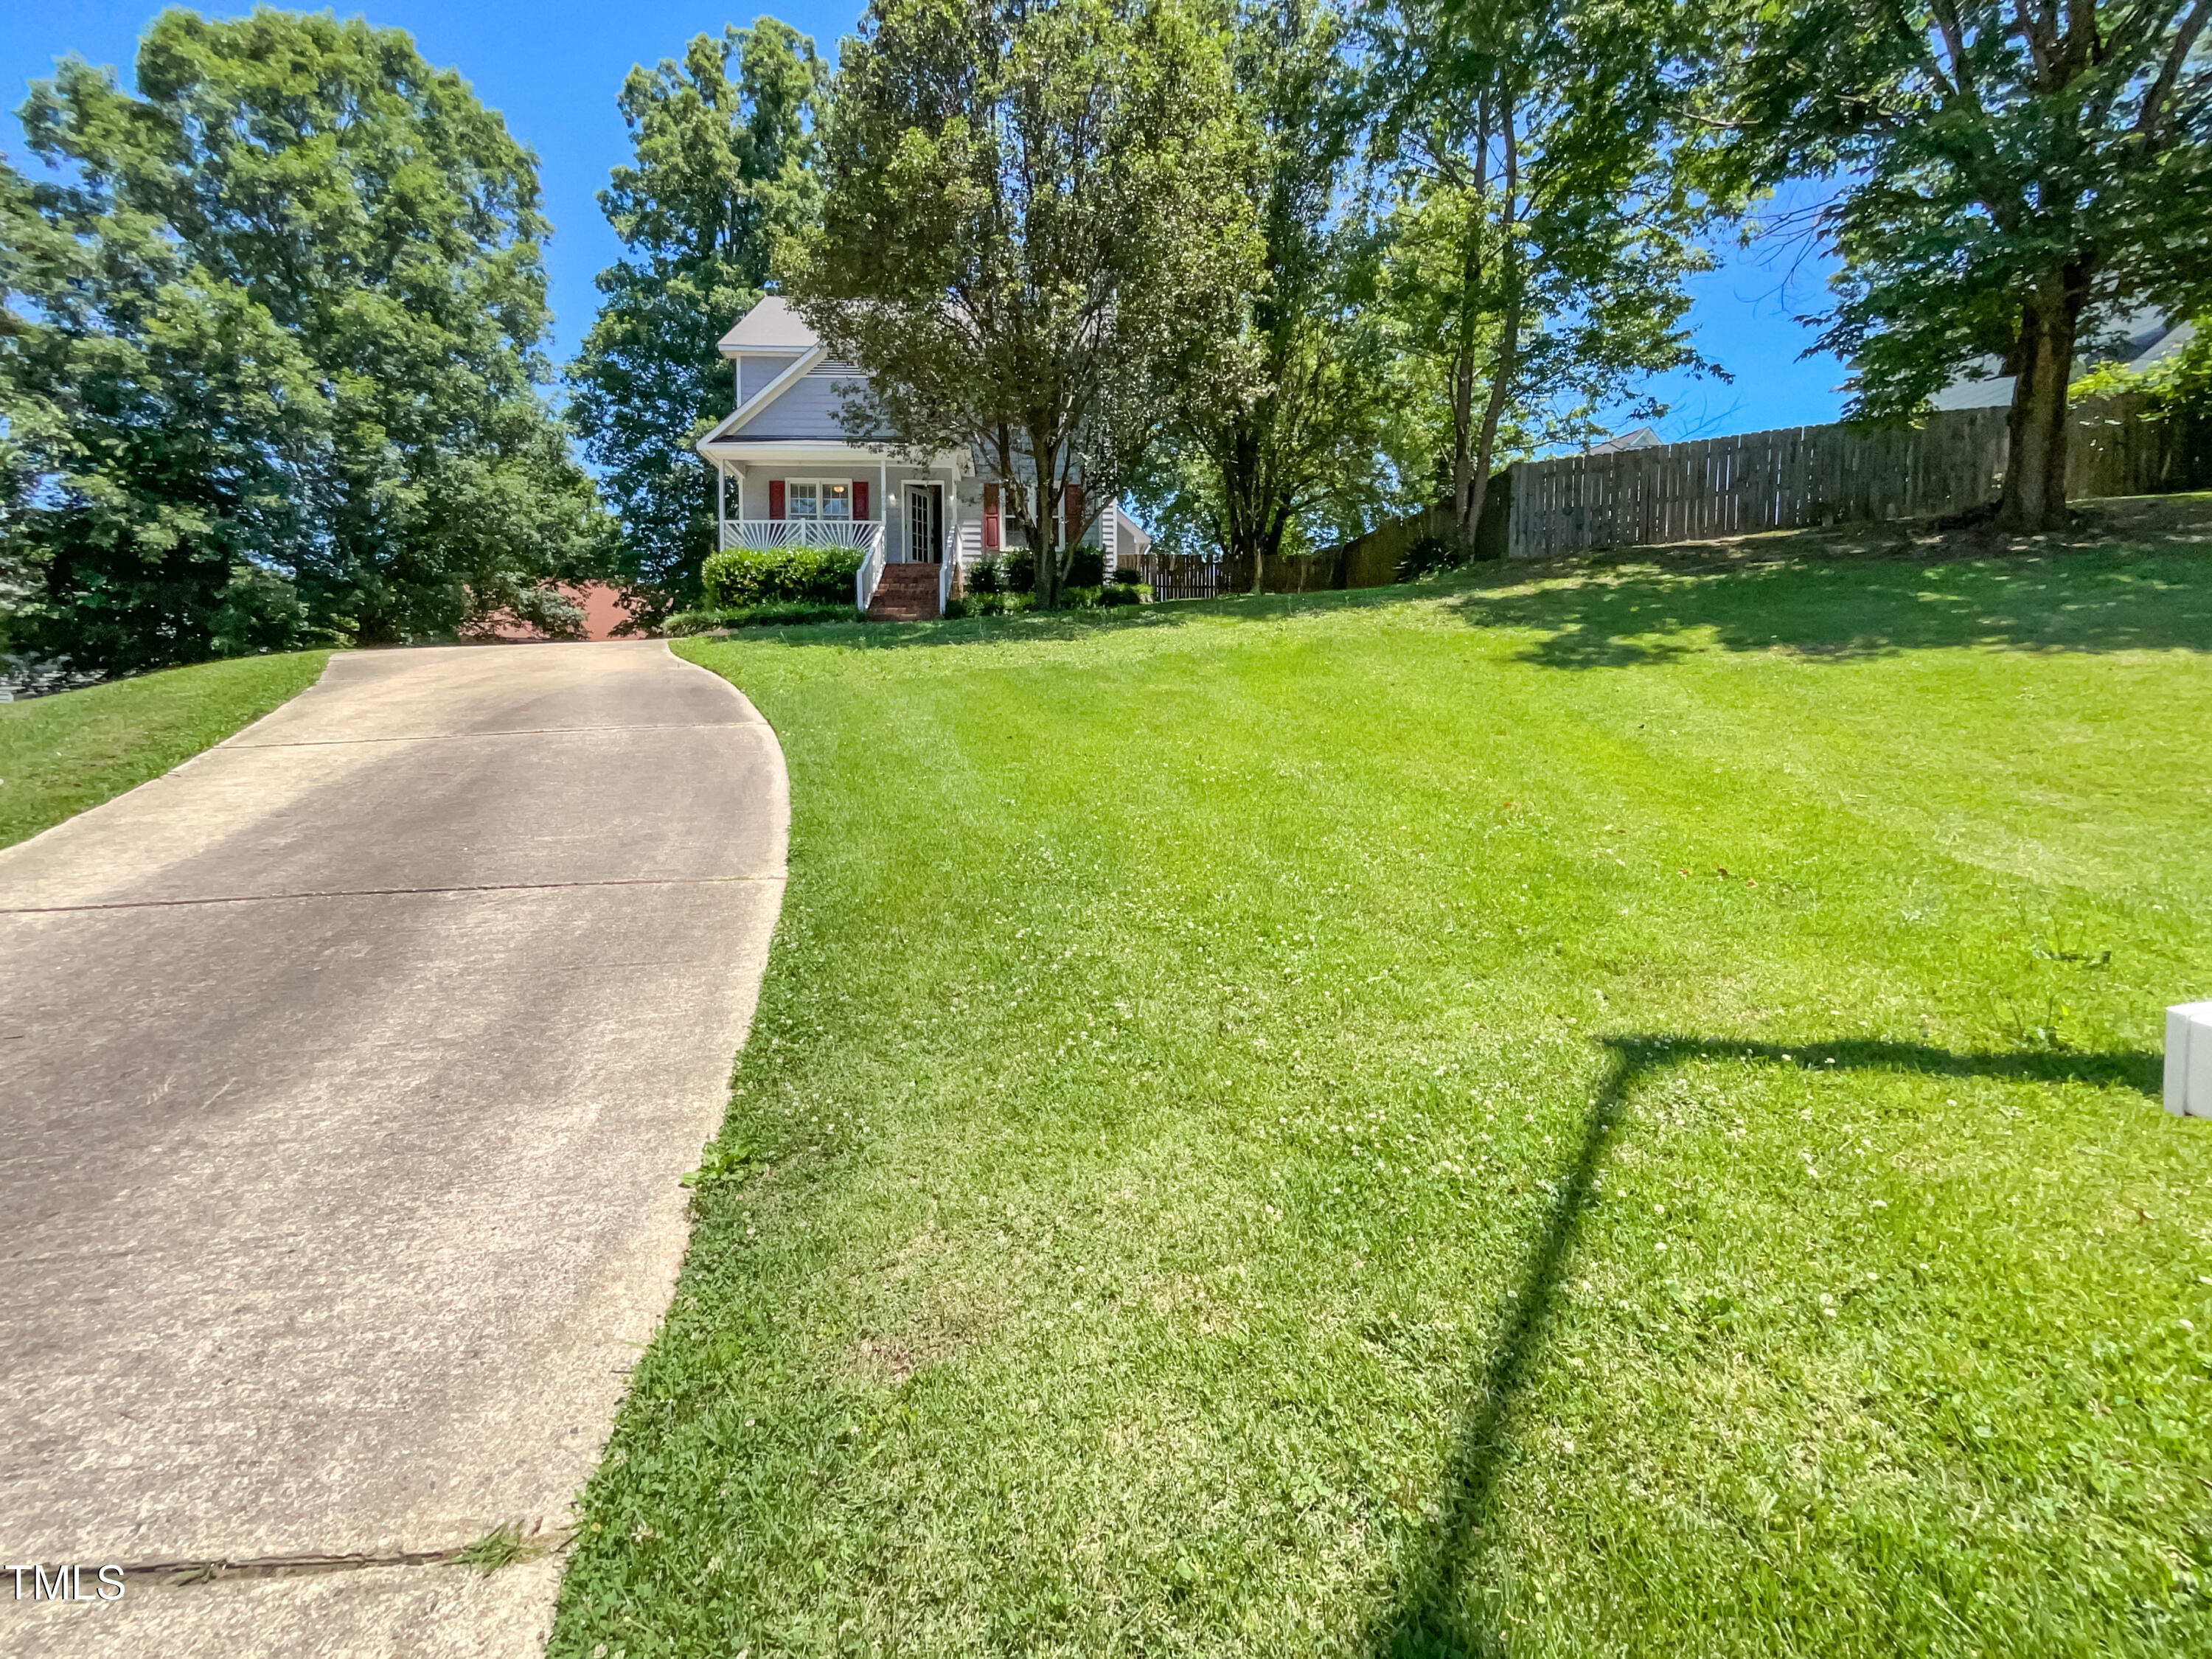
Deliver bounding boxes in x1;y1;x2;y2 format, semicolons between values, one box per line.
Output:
552;541;2211;1658
0;650;330;851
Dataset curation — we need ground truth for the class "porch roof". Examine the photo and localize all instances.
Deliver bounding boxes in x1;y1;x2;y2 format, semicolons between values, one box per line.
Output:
697;437;971;475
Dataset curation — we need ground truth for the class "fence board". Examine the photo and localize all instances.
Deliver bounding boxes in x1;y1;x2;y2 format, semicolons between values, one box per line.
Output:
1503;397;2208;557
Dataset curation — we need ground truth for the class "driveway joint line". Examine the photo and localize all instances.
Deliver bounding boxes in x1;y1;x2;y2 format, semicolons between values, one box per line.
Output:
0;874;785;916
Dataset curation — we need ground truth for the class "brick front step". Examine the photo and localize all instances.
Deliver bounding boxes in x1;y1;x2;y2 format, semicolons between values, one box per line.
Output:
866;563;943;622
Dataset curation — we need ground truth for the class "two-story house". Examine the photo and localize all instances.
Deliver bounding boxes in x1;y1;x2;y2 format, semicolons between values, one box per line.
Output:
694;298;1150;619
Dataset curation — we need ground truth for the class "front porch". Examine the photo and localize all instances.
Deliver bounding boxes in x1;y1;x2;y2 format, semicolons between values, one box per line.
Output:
704;446;973;617
712;515;934;617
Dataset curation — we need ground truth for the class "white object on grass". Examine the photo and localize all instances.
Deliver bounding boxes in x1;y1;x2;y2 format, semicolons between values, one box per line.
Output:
2166;1002;2212;1118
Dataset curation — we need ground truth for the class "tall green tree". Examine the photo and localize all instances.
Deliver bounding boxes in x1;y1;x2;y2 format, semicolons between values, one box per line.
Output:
570;19;825;608
1144;0;1395;591
784;0;1259;609
1717;0;2212;531
1;9;602;677
1371;0;1716;543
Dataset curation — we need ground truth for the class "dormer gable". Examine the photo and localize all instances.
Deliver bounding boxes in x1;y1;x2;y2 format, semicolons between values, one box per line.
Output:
717;296;818;357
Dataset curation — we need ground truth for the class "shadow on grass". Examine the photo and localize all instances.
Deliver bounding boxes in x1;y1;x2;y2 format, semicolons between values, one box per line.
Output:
682;543;2212;667
677;582;1459;653
674;495;2212;664
1363;1033;2160;1658
1441;517;2212;670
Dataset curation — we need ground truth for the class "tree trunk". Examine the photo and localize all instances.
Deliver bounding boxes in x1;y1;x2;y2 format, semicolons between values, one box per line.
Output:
1997;269;2087;533
1234;423;1267;595
1464;300;1520;546
1450;338;1477;539
1461;100;1521;549
1027;437;1060;609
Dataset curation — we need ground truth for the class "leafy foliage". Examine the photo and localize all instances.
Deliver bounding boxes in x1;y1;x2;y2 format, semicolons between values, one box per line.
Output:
666;600;853;635
1370;0;1719;540
784;0;1259;608
1140;1;1398;588
1713;0;2212;529
0;9;606;678
569;22;825;609
2073;319;2211;418
700;543;860;607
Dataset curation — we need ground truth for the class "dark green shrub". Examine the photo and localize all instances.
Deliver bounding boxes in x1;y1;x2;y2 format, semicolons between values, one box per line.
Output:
1066;548;1105;588
1396;533;1474;582
701;545;862;608
968;556;1004;595
1002;546;1036;594
664;599;853;635
1099;580;1143;606
1109;565;1141;586
948;591;1032;618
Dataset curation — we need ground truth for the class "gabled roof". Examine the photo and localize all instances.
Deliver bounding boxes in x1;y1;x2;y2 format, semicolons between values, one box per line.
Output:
717;296;818;356
698;344;829;451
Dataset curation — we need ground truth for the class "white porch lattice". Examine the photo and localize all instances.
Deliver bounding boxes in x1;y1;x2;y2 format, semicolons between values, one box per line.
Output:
718;520;885;554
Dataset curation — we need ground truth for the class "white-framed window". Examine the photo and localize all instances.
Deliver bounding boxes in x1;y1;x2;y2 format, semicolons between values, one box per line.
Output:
787;480;852;520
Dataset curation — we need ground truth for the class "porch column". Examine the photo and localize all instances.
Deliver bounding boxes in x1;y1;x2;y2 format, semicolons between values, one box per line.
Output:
714;463;726;548
879;457;889;560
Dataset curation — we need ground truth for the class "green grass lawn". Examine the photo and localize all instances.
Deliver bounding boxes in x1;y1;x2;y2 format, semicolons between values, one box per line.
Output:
0;652;330;850
552;519;2212;1658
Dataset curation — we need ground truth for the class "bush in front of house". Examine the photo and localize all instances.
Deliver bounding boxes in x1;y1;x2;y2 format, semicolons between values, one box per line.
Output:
945;591;1033;619
701;546;863;608
664;600;855;635
967;556;1004;594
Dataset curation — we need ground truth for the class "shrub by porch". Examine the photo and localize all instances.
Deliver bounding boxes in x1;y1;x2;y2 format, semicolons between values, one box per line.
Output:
700;545;863;609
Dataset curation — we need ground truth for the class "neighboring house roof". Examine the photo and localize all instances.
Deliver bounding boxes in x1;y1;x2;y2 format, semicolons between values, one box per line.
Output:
1930;311;2194;411
1589;426;1661;454
718;296;818;355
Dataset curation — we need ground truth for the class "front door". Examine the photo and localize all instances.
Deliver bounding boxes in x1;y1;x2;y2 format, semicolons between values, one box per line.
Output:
907;482;944;564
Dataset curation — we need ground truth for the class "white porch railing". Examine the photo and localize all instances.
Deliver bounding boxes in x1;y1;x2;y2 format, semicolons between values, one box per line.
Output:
856;536;887;612
936;510;960;616
719;519;885;554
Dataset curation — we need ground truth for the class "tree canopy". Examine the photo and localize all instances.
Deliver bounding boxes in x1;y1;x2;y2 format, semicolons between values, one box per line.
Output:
1139;0;1399;590
570;19;825;610
783;0;1259;608
1369;0;1719;543
1716;0;2212;529
0;7;604;678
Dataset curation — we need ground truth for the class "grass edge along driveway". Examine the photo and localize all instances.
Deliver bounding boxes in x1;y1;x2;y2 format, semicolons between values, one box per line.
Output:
552;538;2211;1658
0;651;330;851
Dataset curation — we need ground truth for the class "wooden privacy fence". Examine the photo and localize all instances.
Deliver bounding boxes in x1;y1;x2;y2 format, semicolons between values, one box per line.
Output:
1140;553;1228;600
1504;395;2205;558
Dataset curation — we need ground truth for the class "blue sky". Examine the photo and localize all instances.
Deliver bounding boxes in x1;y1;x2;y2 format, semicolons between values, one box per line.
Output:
0;1;1852;438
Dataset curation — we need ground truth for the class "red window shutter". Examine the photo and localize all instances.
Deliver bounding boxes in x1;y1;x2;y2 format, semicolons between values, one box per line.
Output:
853;480;869;521
984;483;1000;551
1064;483;1085;543
768;479;785;520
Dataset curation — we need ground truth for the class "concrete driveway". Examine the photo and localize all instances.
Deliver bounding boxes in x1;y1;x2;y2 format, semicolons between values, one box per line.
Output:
0;642;785;1656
